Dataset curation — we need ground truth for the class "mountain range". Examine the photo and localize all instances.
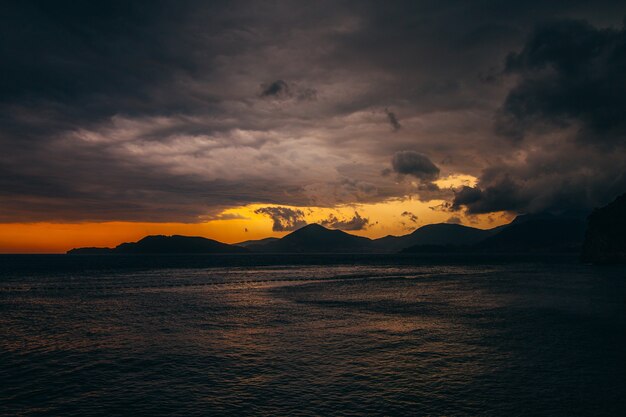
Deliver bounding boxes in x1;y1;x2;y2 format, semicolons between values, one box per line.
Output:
67;210;594;255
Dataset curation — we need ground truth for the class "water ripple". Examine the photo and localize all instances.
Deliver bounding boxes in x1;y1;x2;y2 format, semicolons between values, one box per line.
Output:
1;258;625;416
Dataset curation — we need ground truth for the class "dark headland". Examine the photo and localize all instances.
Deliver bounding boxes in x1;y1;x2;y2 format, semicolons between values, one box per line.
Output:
581;193;626;264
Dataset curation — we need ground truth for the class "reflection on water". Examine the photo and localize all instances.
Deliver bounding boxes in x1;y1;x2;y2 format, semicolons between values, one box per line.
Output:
1;256;625;416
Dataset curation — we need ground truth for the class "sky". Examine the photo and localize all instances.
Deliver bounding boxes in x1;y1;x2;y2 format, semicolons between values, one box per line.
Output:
1;1;626;252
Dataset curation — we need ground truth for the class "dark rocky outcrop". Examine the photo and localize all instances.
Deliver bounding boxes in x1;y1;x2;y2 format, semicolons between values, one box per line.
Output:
476;213;587;253
581;193;626;264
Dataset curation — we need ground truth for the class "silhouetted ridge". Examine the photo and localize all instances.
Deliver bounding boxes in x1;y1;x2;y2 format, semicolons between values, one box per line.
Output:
581;193;626;264
68;235;247;254
401;214;588;254
375;223;499;252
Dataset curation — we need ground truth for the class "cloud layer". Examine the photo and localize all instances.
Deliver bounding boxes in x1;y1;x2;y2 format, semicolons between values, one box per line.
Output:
1;1;625;222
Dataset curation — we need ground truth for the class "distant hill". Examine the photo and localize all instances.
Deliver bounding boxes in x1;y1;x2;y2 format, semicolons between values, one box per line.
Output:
235;237;280;248
581;193;626;264
249;224;373;253
66;247;114;255
68;235;248;254
375;223;500;252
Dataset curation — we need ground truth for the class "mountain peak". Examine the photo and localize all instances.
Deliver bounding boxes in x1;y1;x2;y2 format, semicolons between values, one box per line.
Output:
253;223;371;253
295;223;328;232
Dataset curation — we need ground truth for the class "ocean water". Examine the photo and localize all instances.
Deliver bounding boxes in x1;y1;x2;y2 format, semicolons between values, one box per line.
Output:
1;254;625;416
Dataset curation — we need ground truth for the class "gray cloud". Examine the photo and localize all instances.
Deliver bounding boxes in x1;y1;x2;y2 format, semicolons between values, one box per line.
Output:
391;151;440;181
452;144;626;214
452;176;525;215
321;211;370;231
254;207;307;231
260;80;291;98
385;108;401;131
260;80;317;101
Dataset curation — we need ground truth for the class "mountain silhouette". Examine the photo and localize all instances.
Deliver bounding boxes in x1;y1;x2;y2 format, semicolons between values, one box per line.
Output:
248;223;373;253
247;223;501;254
66;211;596;256
581;193;626;264
475;213;587;253
374;223;500;252
401;213;587;254
68;235;248;254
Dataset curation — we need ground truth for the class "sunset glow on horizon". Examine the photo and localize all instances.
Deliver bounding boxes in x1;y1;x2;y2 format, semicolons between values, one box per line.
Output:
0;197;512;253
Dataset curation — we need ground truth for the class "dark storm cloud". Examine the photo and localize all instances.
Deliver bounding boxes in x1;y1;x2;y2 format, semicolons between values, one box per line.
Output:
391;151;440;181
254;207;307;231
321;212;369;231
0;1;223;117
1;1;625;222
452;175;526;215
453;16;626;215
496;18;626;146
452;148;626;214
260;80;290;99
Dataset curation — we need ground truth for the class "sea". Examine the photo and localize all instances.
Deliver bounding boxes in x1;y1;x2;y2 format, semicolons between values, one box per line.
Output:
1;254;625;416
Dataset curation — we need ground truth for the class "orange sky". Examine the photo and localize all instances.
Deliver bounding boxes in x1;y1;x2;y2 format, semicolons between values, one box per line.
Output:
0;198;512;253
